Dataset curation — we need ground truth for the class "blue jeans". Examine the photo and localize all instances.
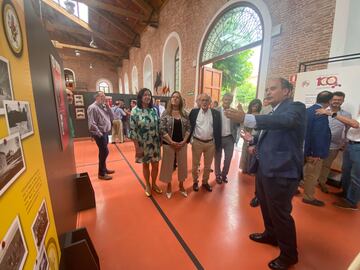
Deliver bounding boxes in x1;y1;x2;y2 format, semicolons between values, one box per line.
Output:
341;143;360;205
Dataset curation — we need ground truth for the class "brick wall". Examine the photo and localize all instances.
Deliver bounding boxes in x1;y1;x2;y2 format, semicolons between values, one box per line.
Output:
61;51;119;93
118;0;336;107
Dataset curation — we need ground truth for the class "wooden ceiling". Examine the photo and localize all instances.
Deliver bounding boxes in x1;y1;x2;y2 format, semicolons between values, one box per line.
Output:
31;0;167;66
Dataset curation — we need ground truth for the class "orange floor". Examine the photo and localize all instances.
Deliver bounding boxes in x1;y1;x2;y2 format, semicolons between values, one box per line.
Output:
74;140;360;270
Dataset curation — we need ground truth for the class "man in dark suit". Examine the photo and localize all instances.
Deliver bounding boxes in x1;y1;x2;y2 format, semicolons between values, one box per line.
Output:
303;91;333;206
214;93;239;184
189;93;221;192
225;78;306;270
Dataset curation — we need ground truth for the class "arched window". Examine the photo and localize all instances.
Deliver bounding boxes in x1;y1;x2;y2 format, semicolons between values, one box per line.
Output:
196;1;272;103
143;55;153;91
119;78;123;93
96;79;113;93
64;68;76;90
163;32;182;92
124;73;129;94
174;48;180;91
200;4;263;65
131;66;138;94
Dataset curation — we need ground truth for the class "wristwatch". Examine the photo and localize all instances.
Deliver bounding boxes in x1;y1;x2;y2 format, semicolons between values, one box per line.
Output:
331;112;337;118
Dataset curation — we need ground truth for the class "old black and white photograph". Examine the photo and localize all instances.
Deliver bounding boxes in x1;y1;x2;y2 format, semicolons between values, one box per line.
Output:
0;56;14;115
75;108;85;119
31;199;50;253
0;133;26;197
4;100;34;139
0;216;28;270
34;247;49;270
74;94;84;106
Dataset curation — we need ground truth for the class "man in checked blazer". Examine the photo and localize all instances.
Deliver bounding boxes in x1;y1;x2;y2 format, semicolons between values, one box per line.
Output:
189;93;221;192
225;78;306;270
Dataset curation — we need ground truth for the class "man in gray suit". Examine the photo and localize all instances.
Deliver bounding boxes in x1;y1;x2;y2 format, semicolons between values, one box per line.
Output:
214;93;238;184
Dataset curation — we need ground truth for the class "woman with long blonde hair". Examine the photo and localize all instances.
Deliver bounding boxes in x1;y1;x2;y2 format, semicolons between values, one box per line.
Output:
159;91;190;198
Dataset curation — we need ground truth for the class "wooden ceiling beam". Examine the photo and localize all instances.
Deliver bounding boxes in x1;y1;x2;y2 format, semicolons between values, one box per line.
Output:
130;0;154;15
76;0;146;21
52;40;122;57
89;8;138;38
45;20;131;48
42;0;133;49
60;53;119;66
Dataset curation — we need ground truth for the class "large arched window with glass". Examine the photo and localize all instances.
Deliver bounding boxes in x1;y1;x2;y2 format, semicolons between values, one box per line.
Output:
200;4;263;65
163;32;182;93
131;66;139;94
124;73;129;94
174;48;180;91
96;79;113;93
198;3;264;104
143;55;153;91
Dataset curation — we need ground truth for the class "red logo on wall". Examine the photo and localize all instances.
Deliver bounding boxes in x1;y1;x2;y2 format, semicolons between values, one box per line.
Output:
316;76;341;88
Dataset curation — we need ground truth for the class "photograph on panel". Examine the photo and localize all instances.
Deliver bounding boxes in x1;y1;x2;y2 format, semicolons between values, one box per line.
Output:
33;247;49;270
73;94;84;106
31;199;50;253
75;108;85;119
0;216;28;270
0;133;26;197
0;56;14;115
4;100;34;139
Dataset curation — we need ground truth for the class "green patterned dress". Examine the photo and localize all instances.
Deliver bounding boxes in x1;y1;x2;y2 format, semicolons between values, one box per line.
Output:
129;107;161;163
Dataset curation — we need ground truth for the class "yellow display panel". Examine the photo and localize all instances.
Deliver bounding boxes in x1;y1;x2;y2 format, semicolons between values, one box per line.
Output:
0;0;60;269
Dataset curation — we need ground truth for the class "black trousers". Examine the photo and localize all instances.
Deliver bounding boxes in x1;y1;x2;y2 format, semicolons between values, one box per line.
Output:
94;134;109;176
256;169;299;263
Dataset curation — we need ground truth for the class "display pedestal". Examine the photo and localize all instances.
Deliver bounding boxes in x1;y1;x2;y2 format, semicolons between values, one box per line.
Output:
60;227;100;270
76;172;96;211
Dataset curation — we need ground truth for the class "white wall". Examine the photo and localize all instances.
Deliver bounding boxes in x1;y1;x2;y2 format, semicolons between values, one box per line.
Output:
329;0;360;67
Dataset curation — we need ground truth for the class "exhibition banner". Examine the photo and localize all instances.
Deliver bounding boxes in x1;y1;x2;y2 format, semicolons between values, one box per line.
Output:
294;65;360;117
0;0;60;269
294;66;360;174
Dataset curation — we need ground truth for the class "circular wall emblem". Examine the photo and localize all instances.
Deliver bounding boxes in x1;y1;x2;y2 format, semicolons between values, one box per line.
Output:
2;0;23;57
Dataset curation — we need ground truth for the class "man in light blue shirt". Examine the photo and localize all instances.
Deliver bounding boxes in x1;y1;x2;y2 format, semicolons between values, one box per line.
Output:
318;91;351;193
87;91;115;180
111;100;126;143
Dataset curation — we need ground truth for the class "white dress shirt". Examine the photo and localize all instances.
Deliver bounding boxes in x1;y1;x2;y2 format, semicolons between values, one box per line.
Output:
193;109;213;140
221;107;231;136
347;116;360;142
244;103;278;128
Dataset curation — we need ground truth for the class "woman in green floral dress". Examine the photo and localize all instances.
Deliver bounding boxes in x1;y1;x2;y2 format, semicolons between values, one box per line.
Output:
129;88;162;197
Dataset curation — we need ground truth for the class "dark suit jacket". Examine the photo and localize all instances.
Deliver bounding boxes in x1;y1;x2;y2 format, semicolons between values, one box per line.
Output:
304;104;331;158
189;108;221;150
254;99;306;179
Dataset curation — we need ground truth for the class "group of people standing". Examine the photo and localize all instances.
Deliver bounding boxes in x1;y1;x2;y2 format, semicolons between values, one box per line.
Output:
86;77;359;270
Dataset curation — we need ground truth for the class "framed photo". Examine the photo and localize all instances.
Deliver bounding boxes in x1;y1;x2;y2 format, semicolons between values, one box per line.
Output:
0;56;14;115
4;100;34;139
0;216;28;270
0;133;26;197
45;238;59;270
2;0;23;57
75;108;85;119
34;247;49;270
31;199;50;253
74;94;84;106
50;54;69;151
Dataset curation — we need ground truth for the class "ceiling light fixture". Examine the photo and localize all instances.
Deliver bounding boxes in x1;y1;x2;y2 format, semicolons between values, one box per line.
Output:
89;36;98;48
89;63;93;69
75;50;80;56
